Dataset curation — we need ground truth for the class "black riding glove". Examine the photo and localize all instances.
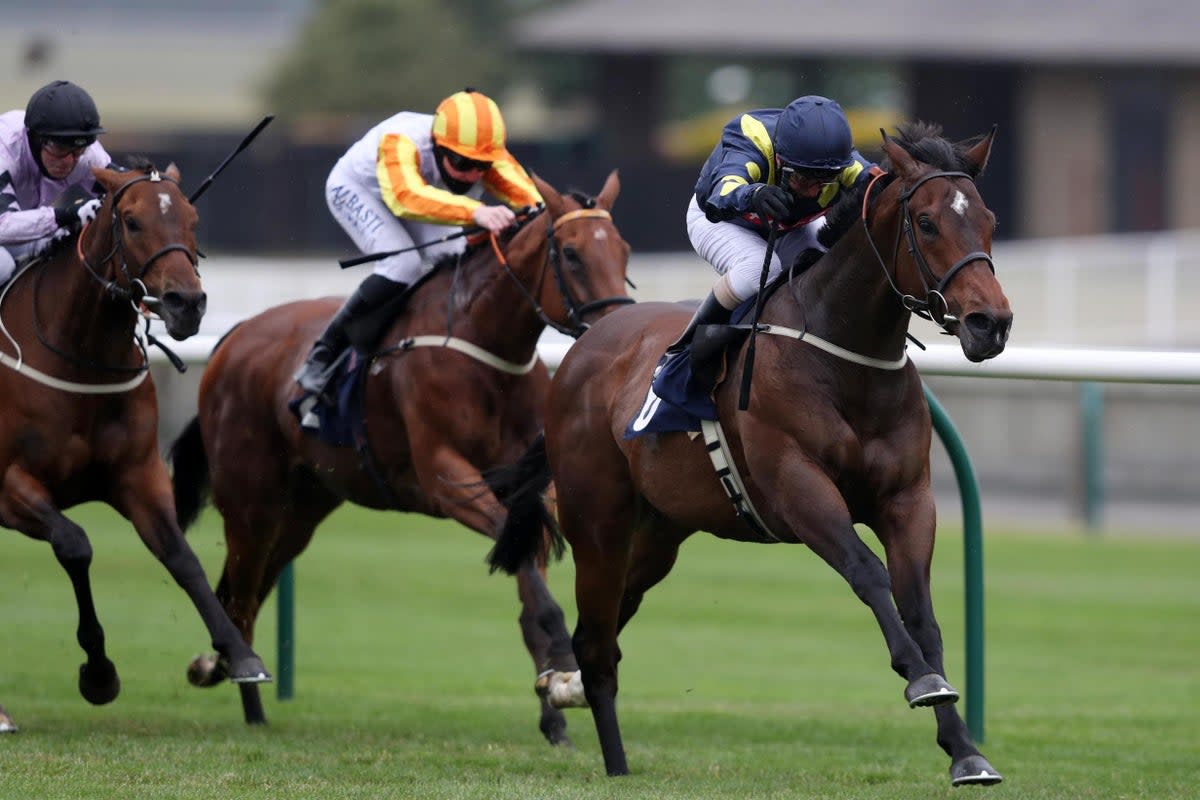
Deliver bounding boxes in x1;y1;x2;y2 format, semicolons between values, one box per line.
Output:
750;184;794;222
53;198;102;231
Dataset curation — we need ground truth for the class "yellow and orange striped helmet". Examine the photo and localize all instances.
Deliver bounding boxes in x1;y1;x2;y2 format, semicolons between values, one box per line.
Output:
432;89;507;162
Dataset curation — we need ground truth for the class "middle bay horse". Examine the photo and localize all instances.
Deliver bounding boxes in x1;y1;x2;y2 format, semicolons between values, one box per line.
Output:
168;171;630;744
489;124;1012;783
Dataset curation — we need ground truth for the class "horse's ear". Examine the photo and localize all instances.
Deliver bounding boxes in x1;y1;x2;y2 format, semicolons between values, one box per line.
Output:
165;162;182;183
961;125;997;178
91;166;123;195
881;137;919;179
533;172;565;217
595;169;620;210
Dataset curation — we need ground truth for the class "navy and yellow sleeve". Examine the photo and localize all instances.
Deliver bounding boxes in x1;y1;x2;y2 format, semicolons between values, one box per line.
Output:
696;112;777;222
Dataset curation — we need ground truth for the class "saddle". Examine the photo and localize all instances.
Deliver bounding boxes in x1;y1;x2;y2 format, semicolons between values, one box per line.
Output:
627;250;824;440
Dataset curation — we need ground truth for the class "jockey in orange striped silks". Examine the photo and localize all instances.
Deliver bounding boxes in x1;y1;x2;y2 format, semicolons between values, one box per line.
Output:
295;88;543;399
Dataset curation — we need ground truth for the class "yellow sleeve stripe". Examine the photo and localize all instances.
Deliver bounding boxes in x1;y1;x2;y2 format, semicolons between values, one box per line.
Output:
739;114;776;184
718;175;748;197
483;150;544;209
376;133;478;225
840;161;864;187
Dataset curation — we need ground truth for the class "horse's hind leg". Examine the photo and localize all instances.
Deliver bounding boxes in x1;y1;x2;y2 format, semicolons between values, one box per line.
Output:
0;704;18;733
203;492;332;725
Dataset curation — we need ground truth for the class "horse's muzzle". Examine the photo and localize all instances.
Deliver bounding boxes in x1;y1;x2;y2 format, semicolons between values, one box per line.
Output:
960;310;1012;362
157;289;207;340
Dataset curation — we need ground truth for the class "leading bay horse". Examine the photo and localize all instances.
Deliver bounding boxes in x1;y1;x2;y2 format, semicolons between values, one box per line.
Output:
488;124;1011;784
168;171;630;744
0;162;269;732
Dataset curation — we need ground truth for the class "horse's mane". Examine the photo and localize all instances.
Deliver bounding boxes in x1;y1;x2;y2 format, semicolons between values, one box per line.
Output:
123;155;160;173
818;121;984;250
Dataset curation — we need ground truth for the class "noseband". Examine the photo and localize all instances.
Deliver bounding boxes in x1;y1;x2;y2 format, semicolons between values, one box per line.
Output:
78;169;199;309
862;169;994;328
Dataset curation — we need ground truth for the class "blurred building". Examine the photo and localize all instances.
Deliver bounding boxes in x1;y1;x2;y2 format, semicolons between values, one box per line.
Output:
3;1;1200;253
511;0;1200;245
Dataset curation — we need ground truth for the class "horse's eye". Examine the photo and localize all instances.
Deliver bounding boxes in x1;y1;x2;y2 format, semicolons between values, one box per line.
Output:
917;216;936;235
123;216;142;234
563;245;582;266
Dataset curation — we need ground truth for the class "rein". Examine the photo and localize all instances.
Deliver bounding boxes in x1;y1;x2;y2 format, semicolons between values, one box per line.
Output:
10;169;198;388
77;170;198;310
0;261;152;393
487;206;632;340
861;168;994;329
377;203;631;373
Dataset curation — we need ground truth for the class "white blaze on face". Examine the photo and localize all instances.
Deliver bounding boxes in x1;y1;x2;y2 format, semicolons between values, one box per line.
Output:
158;193;172;215
594;228;607;241
951;189;968;217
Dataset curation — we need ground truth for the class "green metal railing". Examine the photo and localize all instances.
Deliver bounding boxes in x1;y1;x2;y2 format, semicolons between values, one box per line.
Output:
924;384;985;743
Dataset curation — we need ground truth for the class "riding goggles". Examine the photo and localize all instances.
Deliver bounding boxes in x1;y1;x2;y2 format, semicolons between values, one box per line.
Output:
443;149;493;173
778;163;841;189
42;136;95;157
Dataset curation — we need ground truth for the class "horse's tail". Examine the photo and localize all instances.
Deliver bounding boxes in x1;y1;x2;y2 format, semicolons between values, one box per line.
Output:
168;416;212;533
485;433;563;575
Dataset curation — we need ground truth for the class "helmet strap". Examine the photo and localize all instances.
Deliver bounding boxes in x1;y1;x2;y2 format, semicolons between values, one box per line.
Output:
26;131;53;179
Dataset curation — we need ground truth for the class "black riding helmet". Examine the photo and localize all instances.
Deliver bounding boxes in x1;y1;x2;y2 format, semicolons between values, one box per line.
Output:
25;80;106;146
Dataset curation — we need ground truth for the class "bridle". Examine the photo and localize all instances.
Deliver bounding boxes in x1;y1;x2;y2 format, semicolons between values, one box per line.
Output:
489;205;633;339
77;169;199;312
32;168;199;375
861;168;994;329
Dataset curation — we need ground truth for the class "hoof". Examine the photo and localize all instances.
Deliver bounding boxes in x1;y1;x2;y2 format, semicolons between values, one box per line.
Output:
227;655;272;684
79;659;120;705
905;673;959;708
0;706;16;733
543;725;574;748
535;670;587;709
951;754;1003;786
538;702;572;747
186;653;227;687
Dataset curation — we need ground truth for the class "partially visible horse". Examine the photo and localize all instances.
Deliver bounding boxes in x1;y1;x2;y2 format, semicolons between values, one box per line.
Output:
489;125;1011;784
0;162;269;731
168;172;631;744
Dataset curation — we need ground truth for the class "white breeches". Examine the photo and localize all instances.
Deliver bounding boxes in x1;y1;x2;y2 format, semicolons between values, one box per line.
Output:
326;161;467;284
685;195;826;305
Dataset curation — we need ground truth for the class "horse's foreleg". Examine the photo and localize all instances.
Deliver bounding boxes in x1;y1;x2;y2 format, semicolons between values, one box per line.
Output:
777;479;944;699
552;461;642;776
1;473;119;705
117;463;271;687
877;493;1002;786
516;564;579;745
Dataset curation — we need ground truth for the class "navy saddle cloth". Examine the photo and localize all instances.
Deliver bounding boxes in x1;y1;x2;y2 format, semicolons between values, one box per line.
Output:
288;350;370;448
624;296;759;439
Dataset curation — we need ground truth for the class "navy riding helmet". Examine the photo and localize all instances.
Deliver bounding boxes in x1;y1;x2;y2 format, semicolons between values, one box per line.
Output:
774;95;854;171
25;80;106;146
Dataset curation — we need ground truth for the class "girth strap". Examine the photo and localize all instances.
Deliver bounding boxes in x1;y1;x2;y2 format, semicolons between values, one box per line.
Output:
699;419;779;542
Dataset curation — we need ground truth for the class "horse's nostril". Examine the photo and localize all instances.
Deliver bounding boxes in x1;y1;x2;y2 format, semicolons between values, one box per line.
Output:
162;291;206;315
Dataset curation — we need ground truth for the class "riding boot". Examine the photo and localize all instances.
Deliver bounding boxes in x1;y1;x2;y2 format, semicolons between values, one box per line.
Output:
294;273;407;397
663;290;734;356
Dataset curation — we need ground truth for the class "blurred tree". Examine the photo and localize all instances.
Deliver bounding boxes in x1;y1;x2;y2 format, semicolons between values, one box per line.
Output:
261;0;511;117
